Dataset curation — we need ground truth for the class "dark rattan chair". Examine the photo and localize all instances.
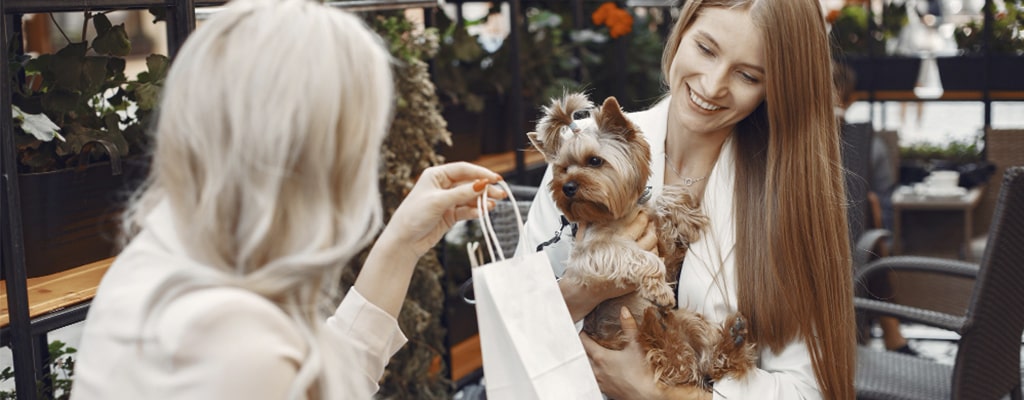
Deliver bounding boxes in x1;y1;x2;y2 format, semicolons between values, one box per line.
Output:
487;184;536;257
854;166;1024;400
842;122;897;344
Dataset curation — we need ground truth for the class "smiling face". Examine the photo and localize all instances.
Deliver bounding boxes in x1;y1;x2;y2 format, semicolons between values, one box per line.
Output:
667;6;766;137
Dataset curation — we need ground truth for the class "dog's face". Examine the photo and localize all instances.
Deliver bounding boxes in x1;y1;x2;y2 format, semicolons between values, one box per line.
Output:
529;95;651;223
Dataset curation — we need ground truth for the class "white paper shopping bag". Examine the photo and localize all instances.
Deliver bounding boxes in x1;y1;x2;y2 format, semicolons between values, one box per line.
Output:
468;181;601;400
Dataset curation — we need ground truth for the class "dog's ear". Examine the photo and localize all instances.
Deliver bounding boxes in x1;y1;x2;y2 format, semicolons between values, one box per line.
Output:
526;131;552;160
531;116;563;161
532;93;591;161
596;96;636;140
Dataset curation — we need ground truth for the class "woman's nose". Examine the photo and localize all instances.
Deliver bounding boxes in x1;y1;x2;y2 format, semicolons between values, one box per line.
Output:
705;65;730;99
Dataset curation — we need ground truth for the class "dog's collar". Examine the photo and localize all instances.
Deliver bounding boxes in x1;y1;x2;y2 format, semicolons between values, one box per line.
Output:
637;186;652;205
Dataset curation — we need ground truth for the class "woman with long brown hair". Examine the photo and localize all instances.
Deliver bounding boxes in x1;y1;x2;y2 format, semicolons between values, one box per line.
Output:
521;0;855;398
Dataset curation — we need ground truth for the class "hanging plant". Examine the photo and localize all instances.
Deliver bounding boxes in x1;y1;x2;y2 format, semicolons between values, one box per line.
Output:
9;12;168;173
341;13;452;399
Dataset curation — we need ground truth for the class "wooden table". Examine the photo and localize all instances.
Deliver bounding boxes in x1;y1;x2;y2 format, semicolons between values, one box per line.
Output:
1;257;113;328
892;187;984;257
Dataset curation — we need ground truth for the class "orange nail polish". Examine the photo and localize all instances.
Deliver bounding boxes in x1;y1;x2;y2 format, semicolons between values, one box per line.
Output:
473;179;487;192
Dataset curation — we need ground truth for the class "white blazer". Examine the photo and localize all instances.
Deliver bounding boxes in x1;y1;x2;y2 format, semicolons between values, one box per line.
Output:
517;97;821;399
72;201;406;399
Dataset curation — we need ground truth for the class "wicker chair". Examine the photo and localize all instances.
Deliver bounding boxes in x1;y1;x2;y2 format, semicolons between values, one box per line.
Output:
486;184;537;256
970;129;1024;251
842;123;874;252
853;166;1024;400
842;122;897;344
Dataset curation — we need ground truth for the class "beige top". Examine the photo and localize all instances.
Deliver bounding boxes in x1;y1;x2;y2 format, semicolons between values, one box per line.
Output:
71;202;406;399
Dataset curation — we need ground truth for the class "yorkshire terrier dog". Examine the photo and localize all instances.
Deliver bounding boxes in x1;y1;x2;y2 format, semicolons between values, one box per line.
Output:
528;93;756;390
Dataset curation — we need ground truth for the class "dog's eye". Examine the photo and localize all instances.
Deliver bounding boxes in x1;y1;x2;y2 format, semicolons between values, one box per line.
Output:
587;157;604;167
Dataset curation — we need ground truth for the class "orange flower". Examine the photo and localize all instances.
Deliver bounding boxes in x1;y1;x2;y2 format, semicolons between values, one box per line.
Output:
827;9;841;24
592;2;633;39
592;2;616;26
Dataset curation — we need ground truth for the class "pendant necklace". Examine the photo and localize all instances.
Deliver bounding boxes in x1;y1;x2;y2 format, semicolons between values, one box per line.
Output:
664;153;708;187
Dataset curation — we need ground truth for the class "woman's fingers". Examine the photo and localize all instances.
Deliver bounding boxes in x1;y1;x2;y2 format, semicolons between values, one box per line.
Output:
619;306;638;339
623;210;658;254
637;218;659;255
623;210;649;239
427;162;502;188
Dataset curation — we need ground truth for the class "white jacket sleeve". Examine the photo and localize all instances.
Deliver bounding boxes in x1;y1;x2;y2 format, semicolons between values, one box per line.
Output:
327;288;408;393
712;339;821;400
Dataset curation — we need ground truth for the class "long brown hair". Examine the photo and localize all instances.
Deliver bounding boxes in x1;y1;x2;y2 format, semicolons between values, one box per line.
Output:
662;1;855;399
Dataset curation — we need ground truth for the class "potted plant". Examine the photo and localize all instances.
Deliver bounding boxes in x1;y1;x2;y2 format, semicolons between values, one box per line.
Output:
830;2;920;91
342;14;452;398
7;12;167;278
942;0;1024;90
899;133;994;188
432;2;665;160
0;341;77;399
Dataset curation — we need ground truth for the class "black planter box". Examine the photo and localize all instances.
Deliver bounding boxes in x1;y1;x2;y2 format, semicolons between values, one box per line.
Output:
8;159;148;279
846;56;922;91
937;55;1024;91
937;56;985;91
989;56;1024;91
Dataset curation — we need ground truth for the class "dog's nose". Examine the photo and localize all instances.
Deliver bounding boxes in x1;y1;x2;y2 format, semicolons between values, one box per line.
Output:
562;181;578;197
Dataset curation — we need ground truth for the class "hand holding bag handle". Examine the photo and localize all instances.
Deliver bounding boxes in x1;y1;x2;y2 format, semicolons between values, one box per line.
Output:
467;180;602;400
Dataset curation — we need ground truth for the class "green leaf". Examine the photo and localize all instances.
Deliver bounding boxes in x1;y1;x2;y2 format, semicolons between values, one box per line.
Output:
103;113;122;135
107;88;127;107
144;54;169;81
451;27;485;62
131;82;162;111
106;57;127;83
23;53;50;75
41;89;81;115
148;7;167;23
81;56;109;96
52;45;87;91
92;24;131;56
93;13;112;35
56;41;88;59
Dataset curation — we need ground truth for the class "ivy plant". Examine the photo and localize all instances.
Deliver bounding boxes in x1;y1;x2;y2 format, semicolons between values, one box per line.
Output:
0;341;77;400
9;12;168;173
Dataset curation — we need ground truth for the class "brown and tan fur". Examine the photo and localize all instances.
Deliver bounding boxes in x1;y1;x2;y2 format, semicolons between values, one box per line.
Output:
528;93;756;390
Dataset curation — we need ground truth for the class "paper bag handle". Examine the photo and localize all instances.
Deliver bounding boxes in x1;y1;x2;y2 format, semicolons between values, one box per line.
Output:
461;180;526;304
475;180;525;263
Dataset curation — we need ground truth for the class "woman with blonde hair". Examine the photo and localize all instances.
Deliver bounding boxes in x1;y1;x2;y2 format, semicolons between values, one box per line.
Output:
71;0;503;398
521;0;855;398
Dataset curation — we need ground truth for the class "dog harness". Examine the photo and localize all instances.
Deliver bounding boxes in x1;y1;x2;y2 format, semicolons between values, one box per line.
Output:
536;186;652;252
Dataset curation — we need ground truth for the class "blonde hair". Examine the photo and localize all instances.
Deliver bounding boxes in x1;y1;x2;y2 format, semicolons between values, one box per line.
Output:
123;0;394;397
663;1;855;399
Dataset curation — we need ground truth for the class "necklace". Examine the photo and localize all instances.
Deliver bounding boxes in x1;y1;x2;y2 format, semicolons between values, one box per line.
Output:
664;153;708;187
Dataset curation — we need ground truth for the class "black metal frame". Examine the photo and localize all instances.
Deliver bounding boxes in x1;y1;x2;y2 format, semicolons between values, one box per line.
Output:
0;2;439;399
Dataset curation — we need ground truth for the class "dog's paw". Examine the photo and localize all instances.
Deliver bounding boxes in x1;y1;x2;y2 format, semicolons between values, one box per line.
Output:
643;282;676;309
727;314;749;346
